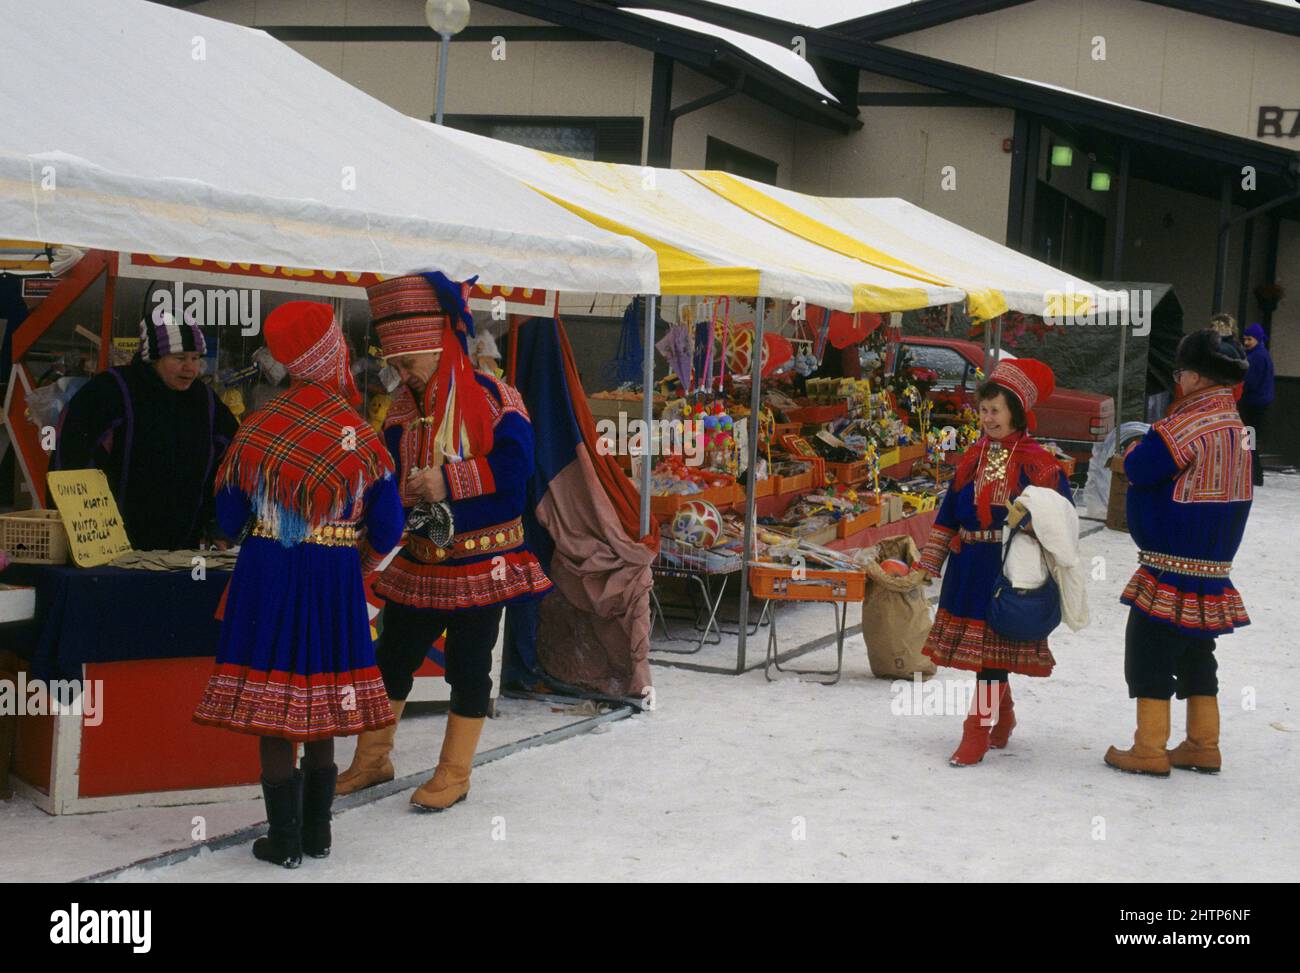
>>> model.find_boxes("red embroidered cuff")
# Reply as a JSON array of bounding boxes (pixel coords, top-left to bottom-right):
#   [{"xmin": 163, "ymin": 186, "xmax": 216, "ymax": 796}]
[
  {"xmin": 918, "ymin": 525, "xmax": 957, "ymax": 576},
  {"xmin": 443, "ymin": 456, "xmax": 496, "ymax": 501},
  {"xmin": 359, "ymin": 538, "xmax": 385, "ymax": 575}
]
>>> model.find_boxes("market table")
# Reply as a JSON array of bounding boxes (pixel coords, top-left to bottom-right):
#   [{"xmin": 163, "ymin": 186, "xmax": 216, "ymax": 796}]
[{"xmin": 0, "ymin": 561, "xmax": 263, "ymax": 814}]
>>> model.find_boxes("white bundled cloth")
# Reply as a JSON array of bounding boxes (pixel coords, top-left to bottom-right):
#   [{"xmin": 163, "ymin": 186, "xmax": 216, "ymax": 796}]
[{"xmin": 1004, "ymin": 485, "xmax": 1089, "ymax": 632}]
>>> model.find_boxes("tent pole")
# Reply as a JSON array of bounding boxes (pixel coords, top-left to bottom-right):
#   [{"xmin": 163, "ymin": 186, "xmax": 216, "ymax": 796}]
[
  {"xmin": 736, "ymin": 296, "xmax": 766, "ymax": 674},
  {"xmin": 639, "ymin": 295, "xmax": 657, "ymax": 538},
  {"xmin": 982, "ymin": 318, "xmax": 993, "ymax": 377}
]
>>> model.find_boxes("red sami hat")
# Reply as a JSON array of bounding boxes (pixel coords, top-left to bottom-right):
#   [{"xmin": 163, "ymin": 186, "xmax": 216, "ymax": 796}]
[
  {"xmin": 263, "ymin": 301, "xmax": 360, "ymax": 405},
  {"xmin": 989, "ymin": 357, "xmax": 1055, "ymax": 430}
]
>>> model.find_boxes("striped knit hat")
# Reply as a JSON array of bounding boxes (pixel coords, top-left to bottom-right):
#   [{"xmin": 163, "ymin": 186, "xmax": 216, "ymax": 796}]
[{"xmin": 139, "ymin": 311, "xmax": 206, "ymax": 361}]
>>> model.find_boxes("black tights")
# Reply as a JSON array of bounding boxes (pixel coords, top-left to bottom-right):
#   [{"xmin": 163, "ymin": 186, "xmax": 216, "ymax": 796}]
[
  {"xmin": 259, "ymin": 737, "xmax": 335, "ymax": 784},
  {"xmin": 978, "ymin": 668, "xmax": 1009, "ymax": 683}
]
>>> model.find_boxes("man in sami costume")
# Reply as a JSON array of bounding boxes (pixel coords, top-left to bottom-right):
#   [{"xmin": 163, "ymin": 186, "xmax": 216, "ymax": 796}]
[
  {"xmin": 337, "ymin": 272, "xmax": 551, "ymax": 810},
  {"xmin": 1105, "ymin": 329, "xmax": 1252, "ymax": 777},
  {"xmin": 917, "ymin": 358, "xmax": 1073, "ymax": 767}
]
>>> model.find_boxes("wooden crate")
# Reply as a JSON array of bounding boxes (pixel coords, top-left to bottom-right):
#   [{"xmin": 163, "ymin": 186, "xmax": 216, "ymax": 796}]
[
  {"xmin": 749, "ymin": 564, "xmax": 867, "ymax": 602},
  {"xmin": 898, "ymin": 443, "xmax": 925, "ymax": 463}
]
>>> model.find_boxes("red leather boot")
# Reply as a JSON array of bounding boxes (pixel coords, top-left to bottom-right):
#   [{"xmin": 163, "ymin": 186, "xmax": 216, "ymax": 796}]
[
  {"xmin": 989, "ymin": 682, "xmax": 1016, "ymax": 749},
  {"xmin": 951, "ymin": 680, "xmax": 1003, "ymax": 767}
]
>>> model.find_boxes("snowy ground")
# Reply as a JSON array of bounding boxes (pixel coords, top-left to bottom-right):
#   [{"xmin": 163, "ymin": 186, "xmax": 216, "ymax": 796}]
[{"xmin": 5, "ymin": 477, "xmax": 1298, "ymax": 882}]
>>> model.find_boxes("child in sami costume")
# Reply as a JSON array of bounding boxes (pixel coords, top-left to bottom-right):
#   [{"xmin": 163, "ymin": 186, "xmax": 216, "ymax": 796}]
[
  {"xmin": 193, "ymin": 302, "xmax": 403, "ymax": 868},
  {"xmin": 336, "ymin": 272, "xmax": 551, "ymax": 810},
  {"xmin": 917, "ymin": 359, "xmax": 1073, "ymax": 767},
  {"xmin": 1105, "ymin": 329, "xmax": 1252, "ymax": 777}
]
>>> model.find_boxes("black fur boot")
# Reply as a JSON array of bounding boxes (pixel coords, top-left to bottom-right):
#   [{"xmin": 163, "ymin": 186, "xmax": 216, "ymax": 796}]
[
  {"xmin": 252, "ymin": 771, "xmax": 303, "ymax": 868},
  {"xmin": 302, "ymin": 764, "xmax": 338, "ymax": 859}
]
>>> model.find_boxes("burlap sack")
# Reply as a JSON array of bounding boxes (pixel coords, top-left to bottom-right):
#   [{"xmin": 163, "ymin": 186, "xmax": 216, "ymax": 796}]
[{"xmin": 860, "ymin": 535, "xmax": 936, "ymax": 680}]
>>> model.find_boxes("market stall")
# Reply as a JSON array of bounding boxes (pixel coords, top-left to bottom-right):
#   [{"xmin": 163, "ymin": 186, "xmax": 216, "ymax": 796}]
[{"xmin": 0, "ymin": 0, "xmax": 662, "ymax": 812}]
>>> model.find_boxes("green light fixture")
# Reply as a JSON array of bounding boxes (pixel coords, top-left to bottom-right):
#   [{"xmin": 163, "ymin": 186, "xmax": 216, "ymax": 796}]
[
  {"xmin": 1050, "ymin": 144, "xmax": 1074, "ymax": 167},
  {"xmin": 1090, "ymin": 168, "xmax": 1112, "ymax": 191}
]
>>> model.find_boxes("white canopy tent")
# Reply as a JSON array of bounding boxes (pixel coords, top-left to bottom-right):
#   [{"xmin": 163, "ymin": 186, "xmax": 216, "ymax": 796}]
[{"xmin": 0, "ymin": 0, "xmax": 658, "ymax": 294}]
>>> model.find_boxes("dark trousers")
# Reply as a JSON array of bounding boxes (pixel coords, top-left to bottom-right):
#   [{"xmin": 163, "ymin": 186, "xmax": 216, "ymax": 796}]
[
  {"xmin": 376, "ymin": 602, "xmax": 503, "ymax": 718},
  {"xmin": 1124, "ymin": 608, "xmax": 1217, "ymax": 700},
  {"xmin": 1238, "ymin": 401, "xmax": 1268, "ymax": 487}
]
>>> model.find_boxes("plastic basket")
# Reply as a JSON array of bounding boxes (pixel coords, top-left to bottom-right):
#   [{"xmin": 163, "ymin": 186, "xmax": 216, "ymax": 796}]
[
  {"xmin": 824, "ymin": 459, "xmax": 870, "ymax": 486},
  {"xmin": 749, "ymin": 564, "xmax": 866, "ymax": 602},
  {"xmin": 0, "ymin": 509, "xmax": 70, "ymax": 565},
  {"xmin": 654, "ymin": 537, "xmax": 743, "ymax": 574},
  {"xmin": 836, "ymin": 504, "xmax": 883, "ymax": 539}
]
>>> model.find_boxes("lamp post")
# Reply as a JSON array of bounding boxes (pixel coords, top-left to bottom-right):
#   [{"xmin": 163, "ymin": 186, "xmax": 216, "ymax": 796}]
[{"xmin": 427, "ymin": 0, "xmax": 471, "ymax": 125}]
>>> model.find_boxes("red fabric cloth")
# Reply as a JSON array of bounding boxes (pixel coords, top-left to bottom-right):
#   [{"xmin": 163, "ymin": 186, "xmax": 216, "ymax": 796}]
[{"xmin": 217, "ymin": 382, "xmax": 393, "ymax": 530}]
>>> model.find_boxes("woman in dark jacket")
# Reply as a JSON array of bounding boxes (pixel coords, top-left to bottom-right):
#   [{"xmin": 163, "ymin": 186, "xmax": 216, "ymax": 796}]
[
  {"xmin": 1239, "ymin": 324, "xmax": 1274, "ymax": 487},
  {"xmin": 52, "ymin": 315, "xmax": 237, "ymax": 549}
]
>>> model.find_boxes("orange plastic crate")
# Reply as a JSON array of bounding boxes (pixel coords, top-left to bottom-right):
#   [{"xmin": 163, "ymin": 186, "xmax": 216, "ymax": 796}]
[
  {"xmin": 650, "ymin": 481, "xmax": 739, "ymax": 520},
  {"xmin": 824, "ymin": 459, "xmax": 870, "ymax": 486},
  {"xmin": 749, "ymin": 564, "xmax": 866, "ymax": 602},
  {"xmin": 836, "ymin": 504, "xmax": 883, "ymax": 539}
]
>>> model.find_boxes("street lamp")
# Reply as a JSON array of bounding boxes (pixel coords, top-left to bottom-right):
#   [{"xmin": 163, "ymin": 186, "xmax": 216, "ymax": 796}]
[{"xmin": 427, "ymin": 0, "xmax": 471, "ymax": 125}]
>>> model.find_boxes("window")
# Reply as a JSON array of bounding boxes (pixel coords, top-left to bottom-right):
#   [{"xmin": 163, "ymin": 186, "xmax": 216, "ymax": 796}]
[
  {"xmin": 705, "ymin": 136, "xmax": 778, "ymax": 184},
  {"xmin": 443, "ymin": 115, "xmax": 644, "ymax": 164},
  {"xmin": 903, "ymin": 344, "xmax": 970, "ymax": 388}
]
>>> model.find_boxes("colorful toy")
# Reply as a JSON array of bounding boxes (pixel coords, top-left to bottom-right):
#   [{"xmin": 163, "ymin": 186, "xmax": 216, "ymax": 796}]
[{"xmin": 671, "ymin": 499, "xmax": 724, "ymax": 549}]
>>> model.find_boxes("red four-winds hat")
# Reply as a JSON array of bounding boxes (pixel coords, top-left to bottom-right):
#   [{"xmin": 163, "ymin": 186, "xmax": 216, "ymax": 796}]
[
  {"xmin": 989, "ymin": 357, "xmax": 1055, "ymax": 429},
  {"xmin": 263, "ymin": 301, "xmax": 360, "ymax": 406}
]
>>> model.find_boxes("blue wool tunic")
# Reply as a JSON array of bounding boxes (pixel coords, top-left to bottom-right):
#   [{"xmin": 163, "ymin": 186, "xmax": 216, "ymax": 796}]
[
  {"xmin": 193, "ymin": 478, "xmax": 404, "ymax": 740},
  {"xmin": 1121, "ymin": 385, "xmax": 1251, "ymax": 636},
  {"xmin": 919, "ymin": 437, "xmax": 1072, "ymax": 676}
]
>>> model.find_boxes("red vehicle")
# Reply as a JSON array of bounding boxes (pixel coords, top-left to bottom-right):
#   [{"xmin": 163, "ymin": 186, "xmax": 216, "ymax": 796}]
[{"xmin": 893, "ymin": 337, "xmax": 1115, "ymax": 459}]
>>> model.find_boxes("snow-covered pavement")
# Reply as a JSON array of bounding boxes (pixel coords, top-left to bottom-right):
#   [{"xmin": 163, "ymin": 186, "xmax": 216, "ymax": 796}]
[
  {"xmin": 6, "ymin": 478, "xmax": 1296, "ymax": 883},
  {"xmin": 95, "ymin": 475, "xmax": 1296, "ymax": 883}
]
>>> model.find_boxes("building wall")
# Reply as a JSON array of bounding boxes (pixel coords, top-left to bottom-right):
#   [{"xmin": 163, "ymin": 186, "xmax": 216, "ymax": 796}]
[
  {"xmin": 790, "ymin": 72, "xmax": 1015, "ymax": 244},
  {"xmin": 669, "ymin": 66, "xmax": 798, "ymax": 185},
  {"xmin": 885, "ymin": 0, "xmax": 1300, "ymax": 147}
]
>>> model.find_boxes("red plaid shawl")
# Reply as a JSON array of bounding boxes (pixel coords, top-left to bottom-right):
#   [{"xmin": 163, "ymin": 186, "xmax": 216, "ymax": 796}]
[{"xmin": 217, "ymin": 381, "xmax": 393, "ymax": 531}]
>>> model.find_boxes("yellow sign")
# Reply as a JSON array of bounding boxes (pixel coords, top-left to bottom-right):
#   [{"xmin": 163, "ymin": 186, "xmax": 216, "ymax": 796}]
[{"xmin": 46, "ymin": 470, "xmax": 133, "ymax": 567}]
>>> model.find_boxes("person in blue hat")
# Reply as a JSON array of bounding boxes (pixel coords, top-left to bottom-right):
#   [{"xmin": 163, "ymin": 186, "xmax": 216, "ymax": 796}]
[{"xmin": 1239, "ymin": 324, "xmax": 1274, "ymax": 487}]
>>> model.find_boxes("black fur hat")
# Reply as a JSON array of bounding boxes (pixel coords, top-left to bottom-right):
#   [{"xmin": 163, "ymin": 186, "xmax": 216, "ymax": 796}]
[{"xmin": 1175, "ymin": 328, "xmax": 1249, "ymax": 385}]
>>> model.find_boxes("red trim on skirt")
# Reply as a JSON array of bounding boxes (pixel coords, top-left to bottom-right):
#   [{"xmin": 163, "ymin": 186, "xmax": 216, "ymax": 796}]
[
  {"xmin": 1120, "ymin": 567, "xmax": 1249, "ymax": 636},
  {"xmin": 193, "ymin": 663, "xmax": 396, "ymax": 741},
  {"xmin": 922, "ymin": 608, "xmax": 1056, "ymax": 676}
]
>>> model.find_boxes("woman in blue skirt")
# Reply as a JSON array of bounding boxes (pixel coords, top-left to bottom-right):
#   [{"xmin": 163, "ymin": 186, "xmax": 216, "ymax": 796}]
[
  {"xmin": 194, "ymin": 301, "xmax": 403, "ymax": 867},
  {"xmin": 917, "ymin": 358, "xmax": 1073, "ymax": 767}
]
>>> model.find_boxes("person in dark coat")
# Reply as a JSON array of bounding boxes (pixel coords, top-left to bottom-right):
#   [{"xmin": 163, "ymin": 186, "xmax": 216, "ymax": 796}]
[
  {"xmin": 51, "ymin": 315, "xmax": 237, "ymax": 549},
  {"xmin": 1239, "ymin": 323, "xmax": 1274, "ymax": 487}
]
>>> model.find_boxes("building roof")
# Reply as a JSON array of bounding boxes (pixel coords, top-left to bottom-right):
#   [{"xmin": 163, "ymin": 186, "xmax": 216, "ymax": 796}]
[{"xmin": 622, "ymin": 7, "xmax": 840, "ymax": 100}]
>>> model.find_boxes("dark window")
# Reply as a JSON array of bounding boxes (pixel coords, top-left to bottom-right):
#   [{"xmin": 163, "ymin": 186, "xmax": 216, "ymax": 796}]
[
  {"xmin": 442, "ymin": 115, "xmax": 644, "ymax": 164},
  {"xmin": 1031, "ymin": 180, "xmax": 1105, "ymax": 279},
  {"xmin": 705, "ymin": 136, "xmax": 778, "ymax": 184}
]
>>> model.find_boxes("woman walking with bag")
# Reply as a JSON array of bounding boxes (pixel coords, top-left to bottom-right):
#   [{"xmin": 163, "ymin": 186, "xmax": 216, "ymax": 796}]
[
  {"xmin": 194, "ymin": 302, "xmax": 403, "ymax": 867},
  {"xmin": 917, "ymin": 359, "xmax": 1074, "ymax": 767}
]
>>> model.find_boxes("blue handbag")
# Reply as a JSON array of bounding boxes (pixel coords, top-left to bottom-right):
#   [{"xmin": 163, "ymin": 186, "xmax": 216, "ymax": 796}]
[{"xmin": 987, "ymin": 519, "xmax": 1062, "ymax": 641}]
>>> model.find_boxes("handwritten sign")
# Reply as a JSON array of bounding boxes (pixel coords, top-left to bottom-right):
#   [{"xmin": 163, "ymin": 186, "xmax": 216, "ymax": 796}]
[{"xmin": 46, "ymin": 470, "xmax": 132, "ymax": 567}]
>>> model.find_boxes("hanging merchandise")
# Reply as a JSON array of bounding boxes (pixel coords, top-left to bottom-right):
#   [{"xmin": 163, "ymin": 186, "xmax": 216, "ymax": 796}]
[
  {"xmin": 655, "ymin": 319, "xmax": 694, "ymax": 394},
  {"xmin": 606, "ymin": 299, "xmax": 647, "ymax": 387}
]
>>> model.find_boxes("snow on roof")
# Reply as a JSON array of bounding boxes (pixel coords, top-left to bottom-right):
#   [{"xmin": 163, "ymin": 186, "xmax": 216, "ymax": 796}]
[
  {"xmin": 623, "ymin": 7, "xmax": 839, "ymax": 101},
  {"xmin": 641, "ymin": 2, "xmax": 924, "ymax": 30},
  {"xmin": 1004, "ymin": 75, "xmax": 1196, "ymax": 127}
]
